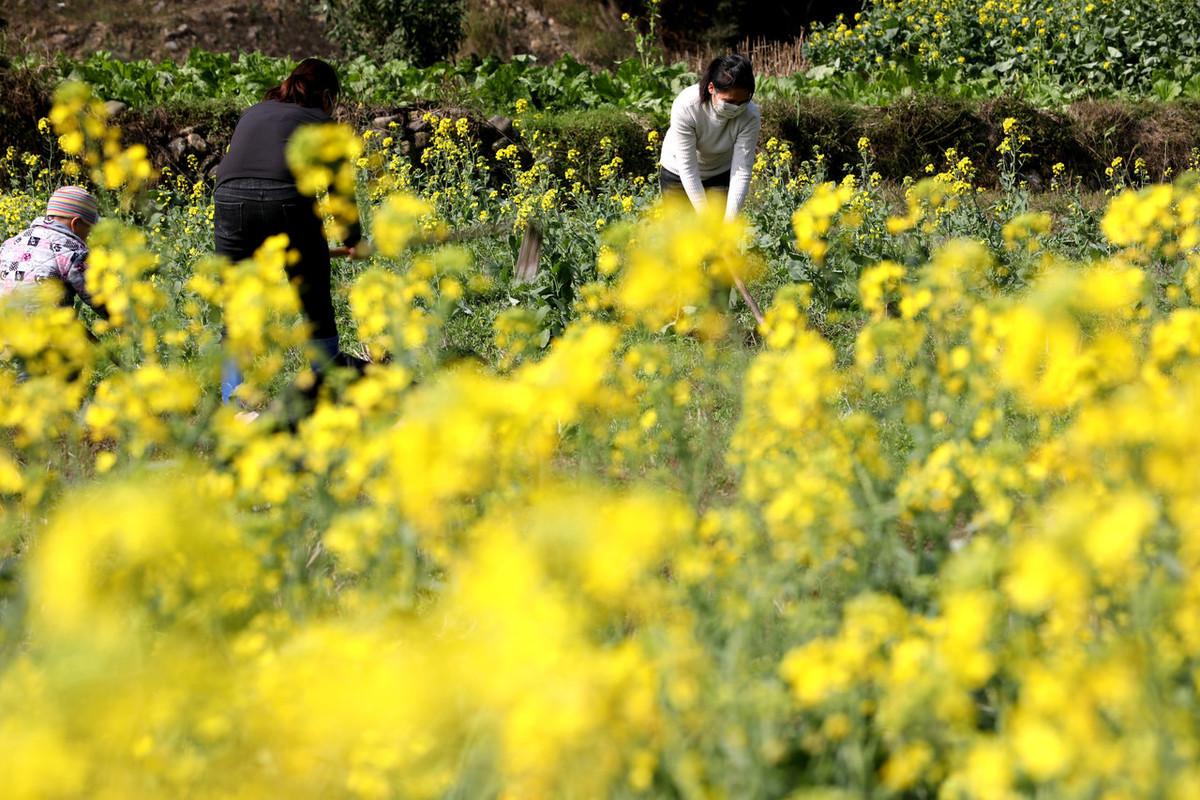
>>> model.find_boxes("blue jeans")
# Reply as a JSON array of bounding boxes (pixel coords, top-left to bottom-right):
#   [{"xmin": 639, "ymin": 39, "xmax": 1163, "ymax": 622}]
[{"xmin": 220, "ymin": 336, "xmax": 340, "ymax": 404}]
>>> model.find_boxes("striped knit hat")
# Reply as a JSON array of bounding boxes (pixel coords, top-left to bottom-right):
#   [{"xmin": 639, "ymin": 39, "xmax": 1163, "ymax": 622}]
[{"xmin": 46, "ymin": 186, "xmax": 100, "ymax": 226}]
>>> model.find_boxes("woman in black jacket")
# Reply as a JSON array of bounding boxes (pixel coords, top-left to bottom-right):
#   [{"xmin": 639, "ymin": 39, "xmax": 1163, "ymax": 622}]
[{"xmin": 214, "ymin": 57, "xmax": 362, "ymax": 403}]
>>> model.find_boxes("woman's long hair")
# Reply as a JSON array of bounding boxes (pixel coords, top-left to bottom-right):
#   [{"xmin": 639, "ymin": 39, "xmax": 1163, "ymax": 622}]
[
  {"xmin": 699, "ymin": 54, "xmax": 755, "ymax": 106},
  {"xmin": 264, "ymin": 58, "xmax": 341, "ymax": 111}
]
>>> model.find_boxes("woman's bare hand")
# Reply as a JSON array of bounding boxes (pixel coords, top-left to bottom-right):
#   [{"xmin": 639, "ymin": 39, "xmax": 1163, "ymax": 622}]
[{"xmin": 330, "ymin": 241, "xmax": 374, "ymax": 260}]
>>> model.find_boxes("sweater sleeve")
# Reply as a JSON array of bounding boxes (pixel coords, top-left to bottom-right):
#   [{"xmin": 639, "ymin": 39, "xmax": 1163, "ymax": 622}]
[
  {"xmin": 664, "ymin": 98, "xmax": 708, "ymax": 211},
  {"xmin": 724, "ymin": 109, "xmax": 762, "ymax": 221}
]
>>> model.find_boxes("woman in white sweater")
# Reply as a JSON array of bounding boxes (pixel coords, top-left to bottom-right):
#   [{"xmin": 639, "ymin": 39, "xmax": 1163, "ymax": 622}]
[{"xmin": 659, "ymin": 54, "xmax": 761, "ymax": 221}]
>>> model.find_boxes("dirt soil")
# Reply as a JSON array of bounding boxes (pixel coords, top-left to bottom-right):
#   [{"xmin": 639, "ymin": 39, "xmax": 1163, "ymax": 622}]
[
  {"xmin": 2, "ymin": 0, "xmax": 341, "ymax": 62},
  {"xmin": 1, "ymin": 0, "xmax": 620, "ymax": 66}
]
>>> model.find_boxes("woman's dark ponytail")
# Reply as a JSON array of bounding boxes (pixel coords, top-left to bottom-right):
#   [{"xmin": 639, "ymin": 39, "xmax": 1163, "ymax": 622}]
[
  {"xmin": 265, "ymin": 57, "xmax": 341, "ymax": 110},
  {"xmin": 699, "ymin": 54, "xmax": 755, "ymax": 105}
]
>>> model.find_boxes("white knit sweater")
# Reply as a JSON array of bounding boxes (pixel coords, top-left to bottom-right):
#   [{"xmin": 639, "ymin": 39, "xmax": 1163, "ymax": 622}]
[{"xmin": 659, "ymin": 83, "xmax": 762, "ymax": 220}]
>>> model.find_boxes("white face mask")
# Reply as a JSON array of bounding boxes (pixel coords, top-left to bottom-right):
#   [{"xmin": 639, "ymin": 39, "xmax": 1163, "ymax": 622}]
[{"xmin": 712, "ymin": 96, "xmax": 747, "ymax": 120}]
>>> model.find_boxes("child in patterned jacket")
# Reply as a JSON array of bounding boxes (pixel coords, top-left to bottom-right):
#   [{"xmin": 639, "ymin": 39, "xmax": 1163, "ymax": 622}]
[{"xmin": 0, "ymin": 186, "xmax": 104, "ymax": 313}]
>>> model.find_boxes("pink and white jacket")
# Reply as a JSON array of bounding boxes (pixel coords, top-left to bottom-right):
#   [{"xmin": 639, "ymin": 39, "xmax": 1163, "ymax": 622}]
[{"xmin": 0, "ymin": 216, "xmax": 96, "ymax": 308}]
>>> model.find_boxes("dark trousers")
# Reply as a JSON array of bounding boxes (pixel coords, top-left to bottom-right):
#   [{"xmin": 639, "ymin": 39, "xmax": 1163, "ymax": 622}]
[
  {"xmin": 213, "ymin": 178, "xmax": 337, "ymax": 340},
  {"xmin": 659, "ymin": 167, "xmax": 731, "ymax": 197},
  {"xmin": 213, "ymin": 178, "xmax": 339, "ymax": 404}
]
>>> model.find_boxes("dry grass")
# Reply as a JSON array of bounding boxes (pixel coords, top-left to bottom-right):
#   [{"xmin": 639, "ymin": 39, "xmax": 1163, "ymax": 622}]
[
  {"xmin": 673, "ymin": 36, "xmax": 809, "ymax": 77},
  {"xmin": 1066, "ymin": 100, "xmax": 1200, "ymax": 181},
  {"xmin": 460, "ymin": 0, "xmax": 629, "ymax": 67}
]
